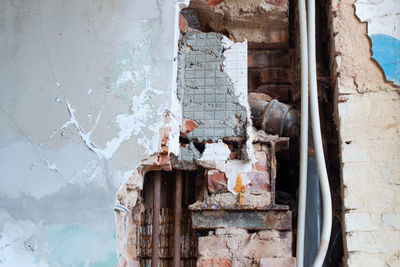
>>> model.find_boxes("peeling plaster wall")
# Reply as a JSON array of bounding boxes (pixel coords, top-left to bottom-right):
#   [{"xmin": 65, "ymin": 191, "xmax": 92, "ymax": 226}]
[
  {"xmin": 0, "ymin": 0, "xmax": 181, "ymax": 266},
  {"xmin": 177, "ymin": 32, "xmax": 248, "ymax": 141},
  {"xmin": 329, "ymin": 0, "xmax": 400, "ymax": 266},
  {"xmin": 355, "ymin": 0, "xmax": 400, "ymax": 86}
]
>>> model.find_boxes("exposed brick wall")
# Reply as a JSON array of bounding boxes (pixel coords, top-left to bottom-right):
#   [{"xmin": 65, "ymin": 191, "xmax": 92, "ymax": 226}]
[
  {"xmin": 196, "ymin": 143, "xmax": 292, "ymax": 266},
  {"xmin": 248, "ymin": 49, "xmax": 292, "ymax": 103},
  {"xmin": 329, "ymin": 0, "xmax": 400, "ymax": 266},
  {"xmin": 197, "ymin": 228, "xmax": 293, "ymax": 267}
]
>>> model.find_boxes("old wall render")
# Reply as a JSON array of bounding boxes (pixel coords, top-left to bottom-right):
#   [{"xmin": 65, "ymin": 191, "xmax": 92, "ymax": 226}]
[
  {"xmin": 355, "ymin": 0, "xmax": 400, "ymax": 86},
  {"xmin": 329, "ymin": 0, "xmax": 400, "ymax": 266},
  {"xmin": 0, "ymin": 0, "xmax": 184, "ymax": 266},
  {"xmin": 178, "ymin": 32, "xmax": 248, "ymax": 141},
  {"xmin": 175, "ymin": 31, "xmax": 256, "ymax": 193}
]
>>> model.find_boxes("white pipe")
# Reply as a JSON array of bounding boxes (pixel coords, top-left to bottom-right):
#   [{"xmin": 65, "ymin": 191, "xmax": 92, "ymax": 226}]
[
  {"xmin": 307, "ymin": 0, "xmax": 333, "ymax": 266},
  {"xmin": 296, "ymin": 0, "xmax": 309, "ymax": 265}
]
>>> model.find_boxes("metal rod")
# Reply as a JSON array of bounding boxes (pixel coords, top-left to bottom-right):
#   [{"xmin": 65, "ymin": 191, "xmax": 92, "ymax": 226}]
[
  {"xmin": 151, "ymin": 172, "xmax": 161, "ymax": 267},
  {"xmin": 184, "ymin": 171, "xmax": 189, "ymax": 205},
  {"xmin": 173, "ymin": 170, "xmax": 183, "ymax": 267}
]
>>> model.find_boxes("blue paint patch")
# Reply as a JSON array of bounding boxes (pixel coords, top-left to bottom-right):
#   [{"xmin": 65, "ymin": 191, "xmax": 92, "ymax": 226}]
[
  {"xmin": 370, "ymin": 34, "xmax": 400, "ymax": 86},
  {"xmin": 40, "ymin": 224, "xmax": 118, "ymax": 267}
]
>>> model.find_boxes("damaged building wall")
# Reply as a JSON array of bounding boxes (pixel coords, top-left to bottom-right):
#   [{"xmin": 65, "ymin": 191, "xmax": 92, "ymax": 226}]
[
  {"xmin": 355, "ymin": 0, "xmax": 400, "ymax": 86},
  {"xmin": 189, "ymin": 0, "xmax": 289, "ymax": 48},
  {"xmin": 329, "ymin": 0, "xmax": 400, "ymax": 266},
  {"xmin": 178, "ymin": 32, "xmax": 248, "ymax": 141},
  {"xmin": 0, "ymin": 0, "xmax": 184, "ymax": 266},
  {"xmin": 116, "ymin": 3, "xmax": 298, "ymax": 265}
]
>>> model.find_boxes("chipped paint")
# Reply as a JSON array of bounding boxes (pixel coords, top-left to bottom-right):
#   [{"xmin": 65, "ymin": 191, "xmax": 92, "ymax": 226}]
[
  {"xmin": 234, "ymin": 174, "xmax": 247, "ymax": 193},
  {"xmin": 0, "ymin": 0, "xmax": 182, "ymax": 266},
  {"xmin": 355, "ymin": 0, "xmax": 400, "ymax": 86},
  {"xmin": 199, "ymin": 141, "xmax": 231, "ymax": 161}
]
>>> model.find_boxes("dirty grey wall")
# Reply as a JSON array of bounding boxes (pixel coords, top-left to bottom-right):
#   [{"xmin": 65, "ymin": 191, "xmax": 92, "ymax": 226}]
[{"xmin": 0, "ymin": 0, "xmax": 178, "ymax": 265}]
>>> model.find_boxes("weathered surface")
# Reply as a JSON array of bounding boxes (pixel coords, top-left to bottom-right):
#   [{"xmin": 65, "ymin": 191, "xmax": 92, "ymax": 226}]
[
  {"xmin": 178, "ymin": 32, "xmax": 248, "ymax": 141},
  {"xmin": 196, "ymin": 228, "xmax": 292, "ymax": 266},
  {"xmin": 197, "ymin": 258, "xmax": 232, "ymax": 267},
  {"xmin": 0, "ymin": 0, "xmax": 185, "ymax": 265},
  {"xmin": 355, "ymin": 0, "xmax": 400, "ymax": 86},
  {"xmin": 329, "ymin": 0, "xmax": 400, "ymax": 266},
  {"xmin": 191, "ymin": 210, "xmax": 292, "ymax": 230},
  {"xmin": 208, "ymin": 169, "xmax": 228, "ymax": 193},
  {"xmin": 189, "ymin": 0, "xmax": 289, "ymax": 46},
  {"xmin": 259, "ymin": 257, "xmax": 296, "ymax": 267}
]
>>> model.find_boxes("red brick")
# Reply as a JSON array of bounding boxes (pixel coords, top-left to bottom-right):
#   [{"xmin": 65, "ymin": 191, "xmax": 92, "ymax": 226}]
[
  {"xmin": 207, "ymin": 170, "xmax": 227, "ymax": 193},
  {"xmin": 259, "ymin": 68, "xmax": 290, "ymax": 84},
  {"xmin": 229, "ymin": 152, "xmax": 238, "ymax": 160},
  {"xmin": 141, "ymin": 155, "xmax": 161, "ymax": 170},
  {"xmin": 246, "ymin": 171, "xmax": 270, "ymax": 193},
  {"xmin": 158, "ymin": 154, "xmax": 172, "ymax": 171},
  {"xmin": 181, "ymin": 118, "xmax": 198, "ymax": 135},
  {"xmin": 248, "ymin": 70, "xmax": 261, "ymax": 90},
  {"xmin": 179, "ymin": 13, "xmax": 188, "ymax": 33},
  {"xmin": 259, "ymin": 257, "xmax": 296, "ymax": 267},
  {"xmin": 205, "ymin": 0, "xmax": 224, "ymax": 7},
  {"xmin": 253, "ymin": 151, "xmax": 268, "ymax": 171},
  {"xmin": 197, "ymin": 259, "xmax": 231, "ymax": 267},
  {"xmin": 141, "ymin": 153, "xmax": 172, "ymax": 171},
  {"xmin": 248, "ymin": 41, "xmax": 289, "ymax": 50},
  {"xmin": 248, "ymin": 52, "xmax": 290, "ymax": 68},
  {"xmin": 248, "ymin": 30, "xmax": 289, "ymax": 50},
  {"xmin": 198, "ymin": 237, "xmax": 228, "ymax": 257},
  {"xmin": 265, "ymin": 0, "xmax": 289, "ymax": 10},
  {"xmin": 243, "ymin": 230, "xmax": 292, "ymax": 259},
  {"xmin": 159, "ymin": 126, "xmax": 171, "ymax": 146}
]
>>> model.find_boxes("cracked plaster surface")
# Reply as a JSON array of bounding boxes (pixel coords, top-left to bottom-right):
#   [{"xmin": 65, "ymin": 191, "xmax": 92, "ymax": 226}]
[{"xmin": 0, "ymin": 0, "xmax": 181, "ymax": 266}]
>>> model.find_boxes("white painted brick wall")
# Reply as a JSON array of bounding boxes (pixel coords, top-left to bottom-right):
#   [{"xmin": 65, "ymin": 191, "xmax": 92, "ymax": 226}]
[
  {"xmin": 330, "ymin": 0, "xmax": 400, "ymax": 266},
  {"xmin": 345, "ymin": 212, "xmax": 379, "ymax": 232}
]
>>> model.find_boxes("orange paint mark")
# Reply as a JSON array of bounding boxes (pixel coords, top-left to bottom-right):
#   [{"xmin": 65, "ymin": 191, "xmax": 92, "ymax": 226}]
[
  {"xmin": 234, "ymin": 174, "xmax": 247, "ymax": 193},
  {"xmin": 234, "ymin": 174, "xmax": 247, "ymax": 205}
]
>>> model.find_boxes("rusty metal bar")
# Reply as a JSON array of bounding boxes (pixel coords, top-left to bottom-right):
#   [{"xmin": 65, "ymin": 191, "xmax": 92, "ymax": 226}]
[
  {"xmin": 173, "ymin": 170, "xmax": 182, "ymax": 267},
  {"xmin": 151, "ymin": 172, "xmax": 161, "ymax": 267},
  {"xmin": 184, "ymin": 171, "xmax": 189, "ymax": 206},
  {"xmin": 270, "ymin": 143, "xmax": 276, "ymax": 206},
  {"xmin": 191, "ymin": 210, "xmax": 292, "ymax": 230}
]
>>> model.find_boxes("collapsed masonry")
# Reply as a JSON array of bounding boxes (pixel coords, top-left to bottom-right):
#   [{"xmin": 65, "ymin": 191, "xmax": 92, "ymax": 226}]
[{"xmin": 115, "ymin": 2, "xmax": 298, "ymax": 267}]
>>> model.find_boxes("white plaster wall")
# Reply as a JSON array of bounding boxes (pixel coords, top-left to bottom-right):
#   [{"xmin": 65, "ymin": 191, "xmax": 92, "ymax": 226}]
[{"xmin": 0, "ymin": 0, "xmax": 179, "ymax": 266}]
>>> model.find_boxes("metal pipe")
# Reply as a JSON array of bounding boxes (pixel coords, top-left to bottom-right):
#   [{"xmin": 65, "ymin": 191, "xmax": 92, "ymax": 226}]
[
  {"xmin": 308, "ymin": 0, "xmax": 332, "ymax": 265},
  {"xmin": 173, "ymin": 171, "xmax": 182, "ymax": 267},
  {"xmin": 296, "ymin": 0, "xmax": 309, "ymax": 265},
  {"xmin": 248, "ymin": 97, "xmax": 300, "ymax": 138},
  {"xmin": 151, "ymin": 172, "xmax": 161, "ymax": 267}
]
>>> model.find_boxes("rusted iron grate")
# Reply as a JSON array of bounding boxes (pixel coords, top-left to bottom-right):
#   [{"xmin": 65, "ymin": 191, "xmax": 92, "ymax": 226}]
[{"xmin": 139, "ymin": 171, "xmax": 197, "ymax": 267}]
